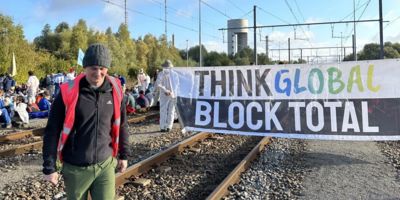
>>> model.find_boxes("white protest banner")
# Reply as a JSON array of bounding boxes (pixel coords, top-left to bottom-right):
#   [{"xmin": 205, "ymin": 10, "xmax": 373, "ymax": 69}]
[{"xmin": 169, "ymin": 59, "xmax": 400, "ymax": 140}]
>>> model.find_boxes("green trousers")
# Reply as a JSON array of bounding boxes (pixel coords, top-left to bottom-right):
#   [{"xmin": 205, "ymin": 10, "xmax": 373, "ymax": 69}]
[{"xmin": 62, "ymin": 157, "xmax": 117, "ymax": 200}]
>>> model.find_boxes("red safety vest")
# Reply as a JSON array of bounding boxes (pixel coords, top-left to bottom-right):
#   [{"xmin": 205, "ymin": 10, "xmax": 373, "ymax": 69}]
[{"xmin": 57, "ymin": 73, "xmax": 123, "ymax": 161}]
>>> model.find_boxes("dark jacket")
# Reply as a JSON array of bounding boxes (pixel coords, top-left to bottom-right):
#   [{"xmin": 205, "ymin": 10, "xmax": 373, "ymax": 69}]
[
  {"xmin": 42, "ymin": 77, "xmax": 130, "ymax": 175},
  {"xmin": 3, "ymin": 76, "xmax": 14, "ymax": 92},
  {"xmin": 136, "ymin": 94, "xmax": 149, "ymax": 108}
]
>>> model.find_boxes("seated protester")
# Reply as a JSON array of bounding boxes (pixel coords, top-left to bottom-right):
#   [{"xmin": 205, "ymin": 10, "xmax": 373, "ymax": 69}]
[
  {"xmin": 145, "ymin": 89, "xmax": 154, "ymax": 107},
  {"xmin": 13, "ymin": 95, "xmax": 29, "ymax": 127},
  {"xmin": 119, "ymin": 75, "xmax": 126, "ymax": 91},
  {"xmin": 135, "ymin": 90, "xmax": 149, "ymax": 108},
  {"xmin": 38, "ymin": 91, "xmax": 51, "ymax": 111},
  {"xmin": 124, "ymin": 89, "xmax": 136, "ymax": 115},
  {"xmin": 0, "ymin": 90, "xmax": 12, "ymax": 128},
  {"xmin": 27, "ymin": 101, "xmax": 49, "ymax": 119},
  {"xmin": 3, "ymin": 96, "xmax": 15, "ymax": 119},
  {"xmin": 35, "ymin": 92, "xmax": 44, "ymax": 105},
  {"xmin": 27, "ymin": 102, "xmax": 40, "ymax": 113},
  {"xmin": 131, "ymin": 87, "xmax": 139, "ymax": 99},
  {"xmin": 14, "ymin": 85, "xmax": 24, "ymax": 94},
  {"xmin": 28, "ymin": 110, "xmax": 49, "ymax": 119}
]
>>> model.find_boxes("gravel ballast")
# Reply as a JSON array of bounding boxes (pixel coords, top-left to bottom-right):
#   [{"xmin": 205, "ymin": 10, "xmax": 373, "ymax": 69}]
[
  {"xmin": 225, "ymin": 138, "xmax": 307, "ymax": 200},
  {"xmin": 299, "ymin": 140, "xmax": 400, "ymax": 200}
]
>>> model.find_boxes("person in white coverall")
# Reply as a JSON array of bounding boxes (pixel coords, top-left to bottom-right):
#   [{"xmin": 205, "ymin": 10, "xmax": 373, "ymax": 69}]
[
  {"xmin": 156, "ymin": 60, "xmax": 178, "ymax": 132},
  {"xmin": 137, "ymin": 68, "xmax": 149, "ymax": 92},
  {"xmin": 26, "ymin": 71, "xmax": 40, "ymax": 104}
]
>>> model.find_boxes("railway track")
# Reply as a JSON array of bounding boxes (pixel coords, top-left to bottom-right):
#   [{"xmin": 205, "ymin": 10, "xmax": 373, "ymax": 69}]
[
  {"xmin": 0, "ymin": 111, "xmax": 159, "ymax": 157},
  {"xmin": 1, "ymin": 116, "xmax": 189, "ymax": 199},
  {"xmin": 116, "ymin": 133, "xmax": 271, "ymax": 200},
  {"xmin": 1, "ymin": 129, "xmax": 271, "ymax": 199}
]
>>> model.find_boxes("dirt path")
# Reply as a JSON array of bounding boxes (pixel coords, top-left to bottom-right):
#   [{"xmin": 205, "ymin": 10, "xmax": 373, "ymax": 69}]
[{"xmin": 299, "ymin": 140, "xmax": 400, "ymax": 200}]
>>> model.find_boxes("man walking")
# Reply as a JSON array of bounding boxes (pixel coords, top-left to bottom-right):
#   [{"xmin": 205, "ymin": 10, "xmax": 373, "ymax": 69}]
[
  {"xmin": 155, "ymin": 60, "xmax": 178, "ymax": 132},
  {"xmin": 42, "ymin": 43, "xmax": 129, "ymax": 200}
]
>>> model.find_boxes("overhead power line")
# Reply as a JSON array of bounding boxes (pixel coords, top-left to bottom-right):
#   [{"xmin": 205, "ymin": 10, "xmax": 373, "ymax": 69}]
[
  {"xmin": 200, "ymin": 0, "xmax": 231, "ymax": 19},
  {"xmin": 102, "ymin": 0, "xmax": 195, "ymax": 32},
  {"xmin": 343, "ymin": 0, "xmax": 372, "ymax": 43},
  {"xmin": 147, "ymin": 0, "xmax": 220, "ymax": 30},
  {"xmin": 240, "ymin": 9, "xmax": 253, "ymax": 19},
  {"xmin": 257, "ymin": 6, "xmax": 290, "ymax": 24},
  {"xmin": 371, "ymin": 15, "xmax": 400, "ymax": 40},
  {"xmin": 339, "ymin": 0, "xmax": 371, "ymax": 21},
  {"xmin": 293, "ymin": 0, "xmax": 306, "ymax": 22},
  {"xmin": 226, "ymin": 0, "xmax": 247, "ymax": 15},
  {"xmin": 284, "ymin": 0, "xmax": 311, "ymax": 45},
  {"xmin": 219, "ymin": 19, "xmax": 386, "ymax": 30},
  {"xmin": 358, "ymin": 0, "xmax": 372, "ymax": 21},
  {"xmin": 284, "ymin": 0, "xmax": 301, "ymax": 24},
  {"xmin": 384, "ymin": 15, "xmax": 400, "ymax": 29},
  {"xmin": 102, "ymin": 0, "xmax": 223, "ymax": 40}
]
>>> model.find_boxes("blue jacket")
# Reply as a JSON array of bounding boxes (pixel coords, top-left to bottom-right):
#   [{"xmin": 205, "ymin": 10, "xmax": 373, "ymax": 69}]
[{"xmin": 38, "ymin": 98, "xmax": 51, "ymax": 111}]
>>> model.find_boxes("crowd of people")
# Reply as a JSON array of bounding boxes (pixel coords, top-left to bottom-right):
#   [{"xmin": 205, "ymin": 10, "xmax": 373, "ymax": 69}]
[
  {"xmin": 0, "ymin": 61, "xmax": 176, "ymax": 131},
  {"xmin": 0, "ymin": 71, "xmax": 54, "ymax": 128}
]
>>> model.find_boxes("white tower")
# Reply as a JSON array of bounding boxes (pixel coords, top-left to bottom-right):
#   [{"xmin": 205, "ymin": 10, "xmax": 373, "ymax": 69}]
[{"xmin": 227, "ymin": 19, "xmax": 248, "ymax": 56}]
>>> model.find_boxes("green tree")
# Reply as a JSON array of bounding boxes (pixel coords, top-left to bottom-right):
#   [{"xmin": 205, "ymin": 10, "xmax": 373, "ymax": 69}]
[
  {"xmin": 0, "ymin": 14, "xmax": 50, "ymax": 82},
  {"xmin": 232, "ymin": 47, "xmax": 253, "ymax": 65},
  {"xmin": 55, "ymin": 22, "xmax": 70, "ymax": 33},
  {"xmin": 358, "ymin": 43, "xmax": 380, "ymax": 60},
  {"xmin": 345, "ymin": 42, "xmax": 400, "ymax": 61},
  {"xmin": 257, "ymin": 53, "xmax": 271, "ymax": 65},
  {"xmin": 112, "ymin": 23, "xmax": 136, "ymax": 76},
  {"xmin": 188, "ymin": 45, "xmax": 208, "ymax": 64},
  {"xmin": 204, "ymin": 51, "xmax": 233, "ymax": 66},
  {"xmin": 136, "ymin": 39, "xmax": 149, "ymax": 70},
  {"xmin": 384, "ymin": 46, "xmax": 400, "ymax": 58},
  {"xmin": 70, "ymin": 19, "xmax": 88, "ymax": 60},
  {"xmin": 392, "ymin": 43, "xmax": 400, "ymax": 53}
]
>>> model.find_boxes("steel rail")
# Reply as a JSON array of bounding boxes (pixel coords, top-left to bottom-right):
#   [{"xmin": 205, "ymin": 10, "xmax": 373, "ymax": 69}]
[
  {"xmin": 0, "ymin": 141, "xmax": 43, "ymax": 157},
  {"xmin": 0, "ymin": 112, "xmax": 160, "ymax": 157},
  {"xmin": 127, "ymin": 112, "xmax": 159, "ymax": 123},
  {"xmin": 115, "ymin": 132, "xmax": 212, "ymax": 186},
  {"xmin": 0, "ymin": 128, "xmax": 45, "ymax": 142},
  {"xmin": 0, "ymin": 112, "xmax": 159, "ymax": 143},
  {"xmin": 206, "ymin": 137, "xmax": 271, "ymax": 200}
]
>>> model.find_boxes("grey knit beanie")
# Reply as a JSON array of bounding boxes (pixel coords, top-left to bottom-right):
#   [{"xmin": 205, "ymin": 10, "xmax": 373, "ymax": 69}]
[{"xmin": 83, "ymin": 43, "xmax": 112, "ymax": 68}]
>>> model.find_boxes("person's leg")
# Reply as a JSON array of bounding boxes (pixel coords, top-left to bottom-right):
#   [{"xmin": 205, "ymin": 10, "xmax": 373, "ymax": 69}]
[
  {"xmin": 0, "ymin": 108, "xmax": 11, "ymax": 126},
  {"xmin": 62, "ymin": 163, "xmax": 95, "ymax": 200},
  {"xmin": 159, "ymin": 94, "xmax": 169, "ymax": 130},
  {"xmin": 153, "ymin": 90, "xmax": 160, "ymax": 107},
  {"xmin": 166, "ymin": 98, "xmax": 176, "ymax": 130},
  {"xmin": 90, "ymin": 157, "xmax": 117, "ymax": 200}
]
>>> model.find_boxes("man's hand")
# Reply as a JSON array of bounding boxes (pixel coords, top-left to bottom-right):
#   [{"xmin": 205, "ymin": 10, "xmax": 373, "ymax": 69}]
[
  {"xmin": 117, "ymin": 160, "xmax": 128, "ymax": 173},
  {"xmin": 44, "ymin": 172, "xmax": 59, "ymax": 185}
]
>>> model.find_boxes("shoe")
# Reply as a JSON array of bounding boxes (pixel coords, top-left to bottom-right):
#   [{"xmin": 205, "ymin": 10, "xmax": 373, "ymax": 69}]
[
  {"xmin": 166, "ymin": 128, "xmax": 170, "ymax": 132},
  {"xmin": 160, "ymin": 129, "xmax": 166, "ymax": 132},
  {"xmin": 2, "ymin": 123, "xmax": 12, "ymax": 128}
]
